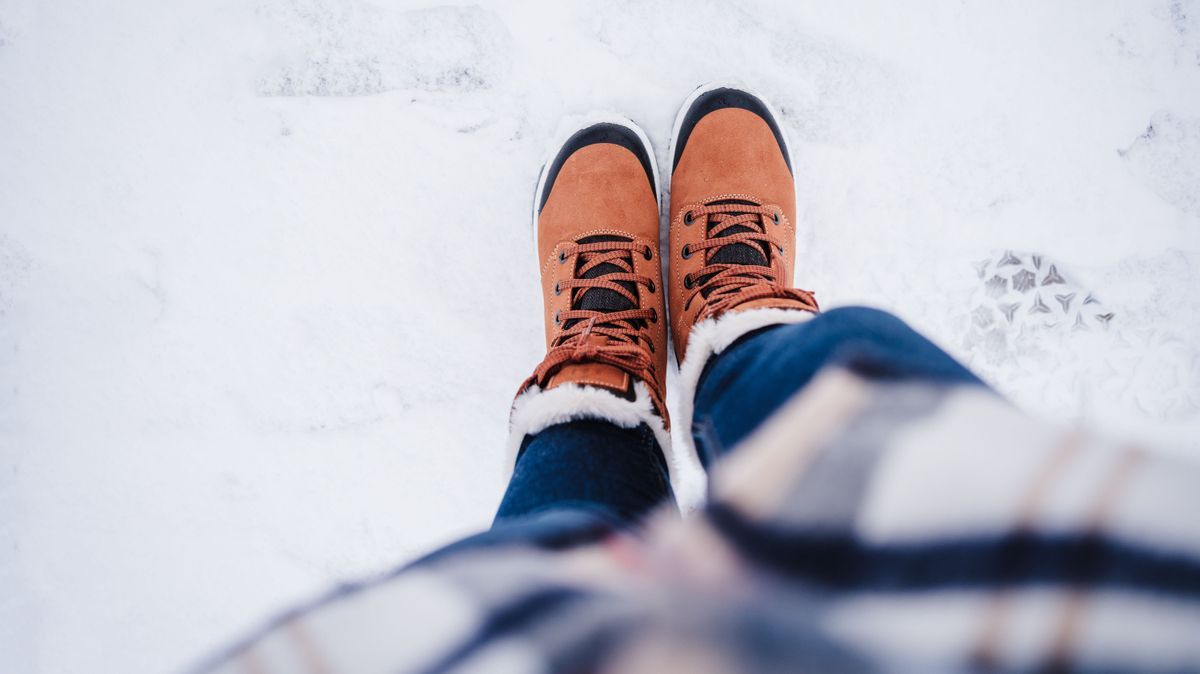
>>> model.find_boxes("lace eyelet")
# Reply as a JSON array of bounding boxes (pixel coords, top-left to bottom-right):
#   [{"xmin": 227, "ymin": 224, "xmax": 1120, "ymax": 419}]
[
  {"xmin": 553, "ymin": 281, "xmax": 561, "ymax": 296},
  {"xmin": 554, "ymin": 310, "xmax": 561, "ymax": 325},
  {"xmin": 649, "ymin": 308, "xmax": 658, "ymax": 323},
  {"xmin": 684, "ymin": 211, "xmax": 696, "ymax": 226},
  {"xmin": 643, "ymin": 246, "xmax": 653, "ymax": 260},
  {"xmin": 777, "ymin": 244, "xmax": 785, "ymax": 253},
  {"xmin": 683, "ymin": 275, "xmax": 694, "ymax": 289},
  {"xmin": 558, "ymin": 251, "xmax": 567, "ymax": 264},
  {"xmin": 681, "ymin": 244, "xmax": 692, "ymax": 260},
  {"xmin": 647, "ymin": 280, "xmax": 655, "ymax": 293},
  {"xmin": 772, "ymin": 211, "xmax": 781, "ymax": 225}
]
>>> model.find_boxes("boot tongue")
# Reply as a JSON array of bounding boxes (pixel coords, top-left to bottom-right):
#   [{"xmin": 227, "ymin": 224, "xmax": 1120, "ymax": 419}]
[
  {"xmin": 546, "ymin": 334, "xmax": 632, "ymax": 396},
  {"xmin": 568, "ymin": 235, "xmax": 636, "ymax": 327},
  {"xmin": 698, "ymin": 200, "xmax": 769, "ymax": 295},
  {"xmin": 550, "ymin": 235, "xmax": 640, "ymax": 398}
]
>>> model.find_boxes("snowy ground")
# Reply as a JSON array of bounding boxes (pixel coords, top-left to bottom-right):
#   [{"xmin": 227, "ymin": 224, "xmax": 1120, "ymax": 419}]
[{"xmin": 2, "ymin": 1, "xmax": 1198, "ymax": 672}]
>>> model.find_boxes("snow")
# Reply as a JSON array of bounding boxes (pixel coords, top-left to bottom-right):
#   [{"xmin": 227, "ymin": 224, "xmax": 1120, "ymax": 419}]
[{"xmin": 1, "ymin": 0, "xmax": 1198, "ymax": 672}]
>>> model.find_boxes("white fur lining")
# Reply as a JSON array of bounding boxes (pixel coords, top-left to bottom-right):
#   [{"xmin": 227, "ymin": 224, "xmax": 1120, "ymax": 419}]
[
  {"xmin": 671, "ymin": 307, "xmax": 816, "ymax": 478},
  {"xmin": 506, "ymin": 380, "xmax": 675, "ymax": 485}
]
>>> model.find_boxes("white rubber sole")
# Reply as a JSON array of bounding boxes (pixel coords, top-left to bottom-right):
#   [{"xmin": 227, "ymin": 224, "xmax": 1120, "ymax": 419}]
[{"xmin": 530, "ymin": 114, "xmax": 662, "ymax": 254}]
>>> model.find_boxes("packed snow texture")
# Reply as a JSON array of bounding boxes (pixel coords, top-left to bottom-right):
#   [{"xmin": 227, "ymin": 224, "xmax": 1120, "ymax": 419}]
[{"xmin": 2, "ymin": 1, "xmax": 1198, "ymax": 672}]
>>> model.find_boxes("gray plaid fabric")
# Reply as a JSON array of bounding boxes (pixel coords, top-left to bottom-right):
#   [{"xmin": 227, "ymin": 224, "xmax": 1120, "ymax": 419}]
[{"xmin": 200, "ymin": 370, "xmax": 1200, "ymax": 674}]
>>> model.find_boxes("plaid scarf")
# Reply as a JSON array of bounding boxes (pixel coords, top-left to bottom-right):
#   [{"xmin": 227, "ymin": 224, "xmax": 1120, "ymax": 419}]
[{"xmin": 199, "ymin": 369, "xmax": 1200, "ymax": 674}]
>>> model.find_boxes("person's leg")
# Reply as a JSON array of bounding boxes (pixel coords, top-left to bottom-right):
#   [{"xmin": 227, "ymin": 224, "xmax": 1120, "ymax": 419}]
[
  {"xmin": 497, "ymin": 117, "xmax": 675, "ymax": 528},
  {"xmin": 691, "ymin": 306, "xmax": 988, "ymax": 468},
  {"xmin": 493, "ymin": 419, "xmax": 673, "ymax": 526},
  {"xmin": 661, "ymin": 87, "xmax": 988, "ymax": 472}
]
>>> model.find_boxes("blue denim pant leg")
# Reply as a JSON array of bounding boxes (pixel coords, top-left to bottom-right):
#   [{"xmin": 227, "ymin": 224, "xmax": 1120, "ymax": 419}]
[
  {"xmin": 472, "ymin": 306, "xmax": 980, "ymax": 552},
  {"xmin": 691, "ymin": 306, "xmax": 990, "ymax": 468},
  {"xmin": 493, "ymin": 419, "xmax": 675, "ymax": 528}
]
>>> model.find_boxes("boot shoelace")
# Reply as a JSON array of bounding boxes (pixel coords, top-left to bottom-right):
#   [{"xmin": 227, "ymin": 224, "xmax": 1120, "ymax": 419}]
[
  {"xmin": 524, "ymin": 239, "xmax": 663, "ymax": 405},
  {"xmin": 681, "ymin": 199, "xmax": 818, "ymax": 321}
]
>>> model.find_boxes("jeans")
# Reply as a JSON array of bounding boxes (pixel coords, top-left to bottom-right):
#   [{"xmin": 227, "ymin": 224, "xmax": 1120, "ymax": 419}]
[{"xmin": 493, "ymin": 306, "xmax": 987, "ymax": 528}]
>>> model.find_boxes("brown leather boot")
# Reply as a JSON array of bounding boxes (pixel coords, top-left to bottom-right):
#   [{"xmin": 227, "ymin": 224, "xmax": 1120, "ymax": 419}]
[
  {"xmin": 509, "ymin": 118, "xmax": 671, "ymax": 476},
  {"xmin": 666, "ymin": 84, "xmax": 820, "ymax": 463}
]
